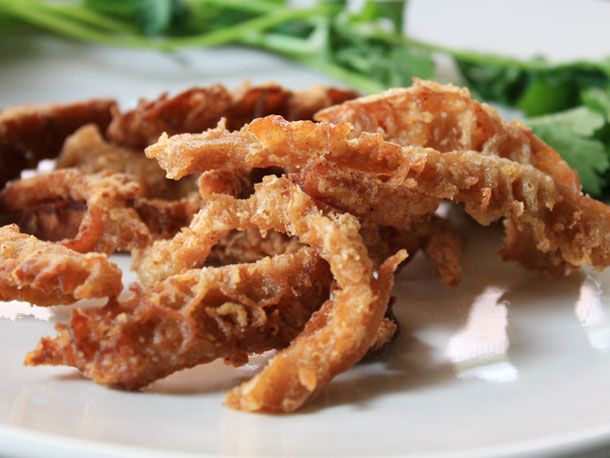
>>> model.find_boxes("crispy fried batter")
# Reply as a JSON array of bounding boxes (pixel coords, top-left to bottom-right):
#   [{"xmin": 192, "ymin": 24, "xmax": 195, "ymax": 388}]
[
  {"xmin": 361, "ymin": 216, "xmax": 463, "ymax": 286},
  {"xmin": 208, "ymin": 228, "xmax": 302, "ymax": 266},
  {"xmin": 0, "ymin": 225, "xmax": 122, "ymax": 306},
  {"xmin": 25, "ymin": 247, "xmax": 333, "ymax": 388},
  {"xmin": 315, "ymin": 79, "xmax": 580, "ymax": 273},
  {"xmin": 297, "ymin": 143, "xmax": 610, "ymax": 270},
  {"xmin": 133, "ymin": 176, "xmax": 404, "ymax": 411},
  {"xmin": 315, "ymin": 79, "xmax": 579, "ymax": 190},
  {"xmin": 198, "ymin": 169, "xmax": 252, "ymax": 199},
  {"xmin": 106, "ymin": 83, "xmax": 357, "ymax": 151},
  {"xmin": 0, "ymin": 98, "xmax": 116, "ymax": 188},
  {"xmin": 145, "ymin": 117, "xmax": 439, "ymax": 225},
  {"xmin": 132, "ymin": 195, "xmax": 200, "ymax": 239},
  {"xmin": 12, "ymin": 200, "xmax": 87, "ymax": 243},
  {"xmin": 7, "ymin": 191, "xmax": 198, "ymax": 243},
  {"xmin": 225, "ymin": 251, "xmax": 404, "ymax": 412},
  {"xmin": 226, "ymin": 83, "xmax": 358, "ymax": 130},
  {"xmin": 57, "ymin": 125, "xmax": 195, "ymax": 199},
  {"xmin": 366, "ymin": 300, "xmax": 399, "ymax": 356},
  {"xmin": 294, "ymin": 159, "xmax": 438, "ymax": 227},
  {"xmin": 107, "ymin": 85, "xmax": 232, "ymax": 150},
  {"xmin": 146, "ymin": 116, "xmax": 610, "ymax": 270},
  {"xmin": 0, "ymin": 170, "xmax": 150, "ymax": 254}
]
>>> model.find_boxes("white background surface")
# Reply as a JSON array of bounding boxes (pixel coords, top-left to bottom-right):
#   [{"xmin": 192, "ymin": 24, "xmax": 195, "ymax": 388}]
[{"xmin": 2, "ymin": 1, "xmax": 610, "ymax": 457}]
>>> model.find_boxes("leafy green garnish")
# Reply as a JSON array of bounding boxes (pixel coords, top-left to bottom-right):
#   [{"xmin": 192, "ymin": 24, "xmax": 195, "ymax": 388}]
[
  {"xmin": 1, "ymin": 0, "xmax": 610, "ymax": 196},
  {"xmin": 528, "ymin": 107, "xmax": 608, "ymax": 195}
]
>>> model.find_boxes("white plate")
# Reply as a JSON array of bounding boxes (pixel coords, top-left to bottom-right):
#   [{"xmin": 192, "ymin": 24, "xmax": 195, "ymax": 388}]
[{"xmin": 3, "ymin": 2, "xmax": 610, "ymax": 456}]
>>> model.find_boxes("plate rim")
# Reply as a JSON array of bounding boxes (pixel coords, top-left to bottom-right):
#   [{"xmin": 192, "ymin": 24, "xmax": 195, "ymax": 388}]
[{"xmin": 3, "ymin": 418, "xmax": 610, "ymax": 458}]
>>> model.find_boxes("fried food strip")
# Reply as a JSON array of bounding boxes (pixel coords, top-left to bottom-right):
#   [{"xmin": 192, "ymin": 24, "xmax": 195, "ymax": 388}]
[
  {"xmin": 315, "ymin": 79, "xmax": 580, "ymax": 190},
  {"xmin": 368, "ymin": 302, "xmax": 399, "ymax": 356},
  {"xmin": 0, "ymin": 170, "xmax": 150, "ymax": 254},
  {"xmin": 0, "ymin": 225, "xmax": 122, "ymax": 306},
  {"xmin": 145, "ymin": 117, "xmax": 439, "ymax": 225},
  {"xmin": 106, "ymin": 85, "xmax": 232, "ymax": 150},
  {"xmin": 7, "ymin": 191, "xmax": 198, "ymax": 243},
  {"xmin": 25, "ymin": 247, "xmax": 333, "ymax": 388},
  {"xmin": 293, "ymin": 159, "xmax": 438, "ymax": 227},
  {"xmin": 207, "ymin": 228, "xmax": 302, "ymax": 266},
  {"xmin": 315, "ymin": 79, "xmax": 581, "ymax": 273},
  {"xmin": 107, "ymin": 83, "xmax": 357, "ymax": 150},
  {"xmin": 226, "ymin": 251, "xmax": 404, "ymax": 412},
  {"xmin": 0, "ymin": 98, "xmax": 116, "ymax": 188},
  {"xmin": 132, "ymin": 195, "xmax": 200, "ymax": 239},
  {"xmin": 134, "ymin": 176, "xmax": 404, "ymax": 411},
  {"xmin": 198, "ymin": 169, "xmax": 251, "ymax": 199},
  {"xmin": 57, "ymin": 125, "xmax": 195, "ymax": 199},
  {"xmin": 361, "ymin": 216, "xmax": 463, "ymax": 286},
  {"xmin": 147, "ymin": 117, "xmax": 610, "ymax": 270},
  {"xmin": 226, "ymin": 83, "xmax": 358, "ymax": 130},
  {"xmin": 12, "ymin": 200, "xmax": 87, "ymax": 243},
  {"xmin": 296, "ymin": 148, "xmax": 610, "ymax": 270}
]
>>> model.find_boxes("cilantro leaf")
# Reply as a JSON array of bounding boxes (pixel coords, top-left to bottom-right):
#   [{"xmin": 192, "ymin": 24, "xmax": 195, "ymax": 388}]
[
  {"xmin": 582, "ymin": 87, "xmax": 610, "ymax": 122},
  {"xmin": 527, "ymin": 107, "xmax": 608, "ymax": 196}
]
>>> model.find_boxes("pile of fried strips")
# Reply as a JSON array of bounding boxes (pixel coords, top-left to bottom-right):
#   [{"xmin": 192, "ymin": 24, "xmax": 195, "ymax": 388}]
[{"xmin": 2, "ymin": 79, "xmax": 610, "ymax": 413}]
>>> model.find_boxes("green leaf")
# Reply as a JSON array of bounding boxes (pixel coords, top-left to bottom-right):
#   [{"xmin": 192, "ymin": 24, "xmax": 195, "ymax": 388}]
[
  {"xmin": 527, "ymin": 107, "xmax": 608, "ymax": 196},
  {"xmin": 85, "ymin": 0, "xmax": 186, "ymax": 34},
  {"xmin": 516, "ymin": 73, "xmax": 576, "ymax": 117},
  {"xmin": 582, "ymin": 87, "xmax": 610, "ymax": 122},
  {"xmin": 457, "ymin": 61, "xmax": 526, "ymax": 106},
  {"xmin": 360, "ymin": 0, "xmax": 405, "ymax": 33},
  {"xmin": 136, "ymin": 0, "xmax": 173, "ymax": 35},
  {"xmin": 528, "ymin": 106, "xmax": 604, "ymax": 136}
]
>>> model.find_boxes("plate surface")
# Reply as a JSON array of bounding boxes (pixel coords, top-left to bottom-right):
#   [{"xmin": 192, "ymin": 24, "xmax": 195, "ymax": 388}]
[{"xmin": 3, "ymin": 2, "xmax": 610, "ymax": 456}]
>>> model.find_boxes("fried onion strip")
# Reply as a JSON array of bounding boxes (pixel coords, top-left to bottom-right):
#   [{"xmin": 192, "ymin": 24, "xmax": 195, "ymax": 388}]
[
  {"xmin": 315, "ymin": 79, "xmax": 580, "ymax": 273},
  {"xmin": 0, "ymin": 225, "xmax": 122, "ymax": 306},
  {"xmin": 361, "ymin": 216, "xmax": 463, "ymax": 286},
  {"xmin": 0, "ymin": 170, "xmax": 151, "ymax": 254},
  {"xmin": 226, "ymin": 251, "xmax": 404, "ymax": 412},
  {"xmin": 0, "ymin": 98, "xmax": 116, "ymax": 187},
  {"xmin": 315, "ymin": 79, "xmax": 580, "ymax": 190},
  {"xmin": 107, "ymin": 83, "xmax": 357, "ymax": 150},
  {"xmin": 25, "ymin": 247, "xmax": 333, "ymax": 388},
  {"xmin": 57, "ymin": 124, "xmax": 195, "ymax": 199},
  {"xmin": 146, "ymin": 117, "xmax": 610, "ymax": 269},
  {"xmin": 133, "ymin": 176, "xmax": 404, "ymax": 411}
]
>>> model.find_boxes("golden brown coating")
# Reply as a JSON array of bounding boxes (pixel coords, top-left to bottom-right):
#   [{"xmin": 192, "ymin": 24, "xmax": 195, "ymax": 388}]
[
  {"xmin": 0, "ymin": 98, "xmax": 116, "ymax": 188},
  {"xmin": 208, "ymin": 228, "xmax": 302, "ymax": 266},
  {"xmin": 225, "ymin": 251, "xmax": 404, "ymax": 412},
  {"xmin": 226, "ymin": 83, "xmax": 358, "ymax": 130},
  {"xmin": 0, "ymin": 225, "xmax": 122, "ymax": 306},
  {"xmin": 107, "ymin": 85, "xmax": 233, "ymax": 150},
  {"xmin": 133, "ymin": 176, "xmax": 404, "ymax": 411},
  {"xmin": 7, "ymin": 192, "xmax": 198, "ymax": 243},
  {"xmin": 12, "ymin": 200, "xmax": 87, "ymax": 243},
  {"xmin": 298, "ymin": 146, "xmax": 610, "ymax": 270},
  {"xmin": 293, "ymin": 159, "xmax": 439, "ymax": 227},
  {"xmin": 131, "ymin": 173, "xmax": 382, "ymax": 285},
  {"xmin": 361, "ymin": 216, "xmax": 463, "ymax": 287},
  {"xmin": 315, "ymin": 79, "xmax": 580, "ymax": 190},
  {"xmin": 132, "ymin": 195, "xmax": 200, "ymax": 239},
  {"xmin": 25, "ymin": 247, "xmax": 333, "ymax": 388},
  {"xmin": 145, "ymin": 116, "xmax": 439, "ymax": 225},
  {"xmin": 0, "ymin": 170, "xmax": 151, "ymax": 254},
  {"xmin": 146, "ymin": 116, "xmax": 610, "ymax": 270},
  {"xmin": 197, "ymin": 168, "xmax": 253, "ymax": 199},
  {"xmin": 315, "ymin": 79, "xmax": 581, "ymax": 273},
  {"xmin": 106, "ymin": 83, "xmax": 358, "ymax": 150},
  {"xmin": 57, "ymin": 125, "xmax": 195, "ymax": 199}
]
